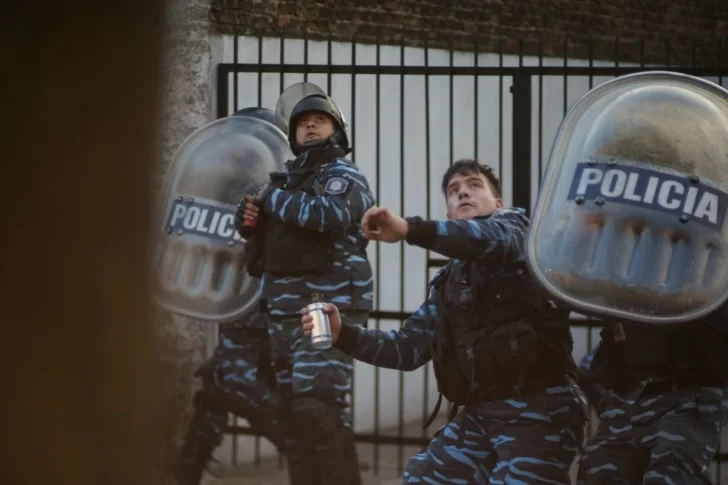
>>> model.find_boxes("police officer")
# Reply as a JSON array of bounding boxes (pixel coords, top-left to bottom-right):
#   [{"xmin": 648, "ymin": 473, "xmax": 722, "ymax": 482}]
[
  {"xmin": 236, "ymin": 86, "xmax": 374, "ymax": 485},
  {"xmin": 530, "ymin": 76, "xmax": 728, "ymax": 484},
  {"xmin": 175, "ymin": 107, "xmax": 292, "ymax": 485},
  {"xmin": 302, "ymin": 159, "xmax": 586, "ymax": 484},
  {"xmin": 576, "ymin": 313, "xmax": 728, "ymax": 484}
]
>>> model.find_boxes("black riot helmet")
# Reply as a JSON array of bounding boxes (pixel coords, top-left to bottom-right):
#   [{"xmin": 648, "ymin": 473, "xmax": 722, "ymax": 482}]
[
  {"xmin": 232, "ymin": 107, "xmax": 288, "ymax": 135},
  {"xmin": 287, "ymin": 94, "xmax": 350, "ymax": 155}
]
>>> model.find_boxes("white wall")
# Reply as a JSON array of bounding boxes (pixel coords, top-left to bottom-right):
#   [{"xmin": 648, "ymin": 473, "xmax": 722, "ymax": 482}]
[{"xmin": 207, "ymin": 34, "xmax": 728, "ymax": 463}]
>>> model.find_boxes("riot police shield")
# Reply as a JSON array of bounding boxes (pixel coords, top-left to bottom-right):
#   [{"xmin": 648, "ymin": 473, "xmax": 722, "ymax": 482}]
[
  {"xmin": 151, "ymin": 115, "xmax": 292, "ymax": 322},
  {"xmin": 526, "ymin": 71, "xmax": 728, "ymax": 325}
]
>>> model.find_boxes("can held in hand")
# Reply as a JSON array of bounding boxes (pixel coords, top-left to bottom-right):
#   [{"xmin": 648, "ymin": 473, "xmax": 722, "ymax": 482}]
[{"xmin": 307, "ymin": 294, "xmax": 332, "ymax": 349}]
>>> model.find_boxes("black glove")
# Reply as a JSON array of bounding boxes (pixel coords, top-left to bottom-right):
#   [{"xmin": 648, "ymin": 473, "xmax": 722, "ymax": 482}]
[{"xmin": 235, "ymin": 183, "xmax": 272, "ymax": 234}]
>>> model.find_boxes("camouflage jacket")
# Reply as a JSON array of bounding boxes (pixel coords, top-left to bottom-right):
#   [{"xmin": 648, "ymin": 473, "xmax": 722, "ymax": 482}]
[
  {"xmin": 335, "ymin": 208, "xmax": 531, "ymax": 369},
  {"xmin": 258, "ymin": 156, "xmax": 375, "ymax": 317}
]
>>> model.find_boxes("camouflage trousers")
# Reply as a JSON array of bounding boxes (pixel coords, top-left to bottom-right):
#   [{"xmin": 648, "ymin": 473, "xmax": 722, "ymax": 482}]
[
  {"xmin": 403, "ymin": 385, "xmax": 587, "ymax": 484},
  {"xmin": 200, "ymin": 325, "xmax": 287, "ymax": 442},
  {"xmin": 268, "ymin": 313, "xmax": 367, "ymax": 485},
  {"xmin": 577, "ymin": 385, "xmax": 728, "ymax": 484},
  {"xmin": 267, "ymin": 314, "xmax": 364, "ymax": 424},
  {"xmin": 177, "ymin": 326, "xmax": 288, "ymax": 485}
]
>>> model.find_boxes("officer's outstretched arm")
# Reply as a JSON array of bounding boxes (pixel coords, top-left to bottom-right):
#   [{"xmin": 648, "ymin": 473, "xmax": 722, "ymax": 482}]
[
  {"xmin": 261, "ymin": 160, "xmax": 375, "ymax": 232},
  {"xmin": 405, "ymin": 208, "xmax": 528, "ymax": 263},
  {"xmin": 334, "ymin": 300, "xmax": 436, "ymax": 371}
]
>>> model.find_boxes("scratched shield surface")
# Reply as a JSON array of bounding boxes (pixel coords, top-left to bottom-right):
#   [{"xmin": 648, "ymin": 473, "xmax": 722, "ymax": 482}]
[
  {"xmin": 526, "ymin": 71, "xmax": 728, "ymax": 324},
  {"xmin": 152, "ymin": 116, "xmax": 291, "ymax": 322}
]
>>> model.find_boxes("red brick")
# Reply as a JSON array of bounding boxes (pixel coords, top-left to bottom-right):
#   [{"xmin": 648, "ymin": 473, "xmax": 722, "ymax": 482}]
[{"xmin": 210, "ymin": 0, "xmax": 726, "ymax": 65}]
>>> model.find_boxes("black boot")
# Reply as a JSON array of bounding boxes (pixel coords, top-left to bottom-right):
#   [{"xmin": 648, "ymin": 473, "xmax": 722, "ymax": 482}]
[
  {"xmin": 175, "ymin": 436, "xmax": 216, "ymax": 485},
  {"xmin": 174, "ymin": 393, "xmax": 226, "ymax": 485}
]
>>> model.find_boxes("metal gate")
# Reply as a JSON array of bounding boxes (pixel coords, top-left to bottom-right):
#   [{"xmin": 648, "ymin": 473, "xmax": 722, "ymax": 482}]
[{"xmin": 214, "ymin": 32, "xmax": 728, "ymax": 480}]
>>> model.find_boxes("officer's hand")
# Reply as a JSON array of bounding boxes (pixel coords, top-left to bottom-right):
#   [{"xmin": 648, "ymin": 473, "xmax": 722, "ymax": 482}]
[
  {"xmin": 301, "ymin": 303, "xmax": 342, "ymax": 343},
  {"xmin": 362, "ymin": 206, "xmax": 408, "ymax": 243},
  {"xmin": 234, "ymin": 198, "xmax": 248, "ymax": 231},
  {"xmin": 234, "ymin": 196, "xmax": 259, "ymax": 233},
  {"xmin": 243, "ymin": 194, "xmax": 260, "ymax": 222}
]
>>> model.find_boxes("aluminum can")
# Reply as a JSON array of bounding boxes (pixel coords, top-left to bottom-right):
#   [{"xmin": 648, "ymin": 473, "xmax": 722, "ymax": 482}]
[{"xmin": 306, "ymin": 301, "xmax": 332, "ymax": 349}]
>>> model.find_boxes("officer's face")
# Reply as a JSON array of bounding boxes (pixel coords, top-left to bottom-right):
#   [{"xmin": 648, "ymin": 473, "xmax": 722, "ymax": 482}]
[
  {"xmin": 295, "ymin": 112, "xmax": 335, "ymax": 146},
  {"xmin": 445, "ymin": 173, "xmax": 503, "ymax": 220}
]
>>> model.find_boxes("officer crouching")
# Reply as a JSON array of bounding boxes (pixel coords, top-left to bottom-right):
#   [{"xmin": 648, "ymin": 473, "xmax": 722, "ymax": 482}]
[{"xmin": 302, "ymin": 159, "xmax": 587, "ymax": 484}]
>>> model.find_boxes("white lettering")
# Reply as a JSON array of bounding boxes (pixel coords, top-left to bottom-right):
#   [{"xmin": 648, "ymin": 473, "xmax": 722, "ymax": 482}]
[
  {"xmin": 683, "ymin": 186, "xmax": 699, "ymax": 214},
  {"xmin": 571, "ymin": 164, "xmax": 726, "ymax": 229},
  {"xmin": 576, "ymin": 168, "xmax": 603, "ymax": 195},
  {"xmin": 694, "ymin": 193, "xmax": 719, "ymax": 224},
  {"xmin": 170, "ymin": 204, "xmax": 187, "ymax": 226},
  {"xmin": 601, "ymin": 169, "xmax": 627, "ymax": 197},
  {"xmin": 208, "ymin": 211, "xmax": 221, "ymax": 235},
  {"xmin": 657, "ymin": 181, "xmax": 683, "ymax": 209},
  {"xmin": 183, "ymin": 206, "xmax": 201, "ymax": 229},
  {"xmin": 217, "ymin": 213, "xmax": 235, "ymax": 238},
  {"xmin": 623, "ymin": 173, "xmax": 642, "ymax": 202},
  {"xmin": 643, "ymin": 177, "xmax": 659, "ymax": 204},
  {"xmin": 195, "ymin": 209, "xmax": 210, "ymax": 232}
]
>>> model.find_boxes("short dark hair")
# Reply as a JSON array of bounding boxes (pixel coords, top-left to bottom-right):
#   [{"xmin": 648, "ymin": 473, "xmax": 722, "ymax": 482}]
[{"xmin": 441, "ymin": 159, "xmax": 501, "ymax": 197}]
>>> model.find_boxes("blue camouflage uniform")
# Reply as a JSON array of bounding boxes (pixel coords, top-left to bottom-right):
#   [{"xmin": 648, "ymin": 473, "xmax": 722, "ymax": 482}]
[
  {"xmin": 243, "ymin": 144, "xmax": 374, "ymax": 484},
  {"xmin": 259, "ymin": 154, "xmax": 374, "ymax": 317},
  {"xmin": 176, "ymin": 310, "xmax": 287, "ymax": 485},
  {"xmin": 576, "ymin": 313, "xmax": 728, "ymax": 484},
  {"xmin": 333, "ymin": 208, "xmax": 586, "ymax": 484}
]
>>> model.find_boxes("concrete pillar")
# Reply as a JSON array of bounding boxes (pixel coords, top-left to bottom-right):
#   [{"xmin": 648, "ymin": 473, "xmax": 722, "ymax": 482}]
[{"xmin": 155, "ymin": 0, "xmax": 215, "ymax": 466}]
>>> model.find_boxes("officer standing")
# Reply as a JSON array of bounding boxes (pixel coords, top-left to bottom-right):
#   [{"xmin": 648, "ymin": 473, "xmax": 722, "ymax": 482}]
[
  {"xmin": 236, "ymin": 83, "xmax": 374, "ymax": 485},
  {"xmin": 302, "ymin": 159, "xmax": 586, "ymax": 484},
  {"xmin": 175, "ymin": 107, "xmax": 291, "ymax": 485}
]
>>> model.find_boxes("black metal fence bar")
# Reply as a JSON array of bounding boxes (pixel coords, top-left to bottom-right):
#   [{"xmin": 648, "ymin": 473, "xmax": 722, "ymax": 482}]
[
  {"xmin": 218, "ymin": 64, "xmax": 728, "ymax": 84},
  {"xmin": 218, "ymin": 33, "xmax": 728, "ymax": 481}
]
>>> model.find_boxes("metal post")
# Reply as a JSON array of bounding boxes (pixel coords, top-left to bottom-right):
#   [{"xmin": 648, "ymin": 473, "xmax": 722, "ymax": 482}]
[{"xmin": 510, "ymin": 74, "xmax": 532, "ymax": 213}]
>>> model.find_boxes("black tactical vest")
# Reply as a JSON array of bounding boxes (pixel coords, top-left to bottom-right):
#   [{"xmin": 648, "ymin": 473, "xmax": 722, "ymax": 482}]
[
  {"xmin": 426, "ymin": 260, "xmax": 576, "ymax": 422},
  {"xmin": 244, "ymin": 166, "xmax": 336, "ymax": 278}
]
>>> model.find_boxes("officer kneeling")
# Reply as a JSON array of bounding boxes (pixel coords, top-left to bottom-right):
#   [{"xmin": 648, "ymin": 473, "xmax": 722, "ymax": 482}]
[{"xmin": 302, "ymin": 159, "xmax": 587, "ymax": 484}]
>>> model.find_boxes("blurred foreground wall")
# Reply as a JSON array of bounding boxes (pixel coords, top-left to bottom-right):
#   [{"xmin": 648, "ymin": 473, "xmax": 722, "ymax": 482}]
[{"xmin": 1, "ymin": 1, "xmax": 167, "ymax": 484}]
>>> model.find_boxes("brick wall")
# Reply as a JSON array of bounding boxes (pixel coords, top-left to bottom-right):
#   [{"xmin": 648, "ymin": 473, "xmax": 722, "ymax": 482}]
[{"xmin": 211, "ymin": 0, "xmax": 727, "ymax": 66}]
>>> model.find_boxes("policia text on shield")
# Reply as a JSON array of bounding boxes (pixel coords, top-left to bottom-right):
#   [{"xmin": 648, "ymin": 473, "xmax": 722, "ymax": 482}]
[{"xmin": 303, "ymin": 159, "xmax": 586, "ymax": 484}]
